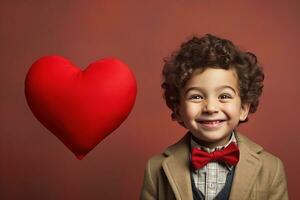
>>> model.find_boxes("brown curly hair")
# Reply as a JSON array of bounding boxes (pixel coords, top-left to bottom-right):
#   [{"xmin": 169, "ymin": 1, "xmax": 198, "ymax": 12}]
[{"xmin": 161, "ymin": 34, "xmax": 264, "ymax": 124}]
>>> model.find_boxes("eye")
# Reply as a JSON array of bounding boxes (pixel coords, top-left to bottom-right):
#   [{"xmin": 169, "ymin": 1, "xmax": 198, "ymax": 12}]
[
  {"xmin": 188, "ymin": 94, "xmax": 203, "ymax": 100},
  {"xmin": 219, "ymin": 94, "xmax": 232, "ymax": 100}
]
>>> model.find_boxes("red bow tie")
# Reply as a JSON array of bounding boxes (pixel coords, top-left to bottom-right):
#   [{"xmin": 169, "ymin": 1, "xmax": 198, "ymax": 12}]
[{"xmin": 191, "ymin": 142, "xmax": 240, "ymax": 170}]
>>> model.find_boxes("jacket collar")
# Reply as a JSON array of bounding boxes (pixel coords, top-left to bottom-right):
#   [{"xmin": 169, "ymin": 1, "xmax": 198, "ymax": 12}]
[{"xmin": 161, "ymin": 132, "xmax": 263, "ymax": 200}]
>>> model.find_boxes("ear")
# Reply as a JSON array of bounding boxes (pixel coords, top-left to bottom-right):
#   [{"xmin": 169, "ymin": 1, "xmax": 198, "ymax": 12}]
[
  {"xmin": 173, "ymin": 105, "xmax": 183, "ymax": 122},
  {"xmin": 239, "ymin": 103, "xmax": 251, "ymax": 121}
]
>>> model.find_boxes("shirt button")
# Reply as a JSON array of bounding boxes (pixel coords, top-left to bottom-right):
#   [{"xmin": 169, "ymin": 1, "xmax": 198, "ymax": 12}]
[{"xmin": 209, "ymin": 183, "xmax": 215, "ymax": 189}]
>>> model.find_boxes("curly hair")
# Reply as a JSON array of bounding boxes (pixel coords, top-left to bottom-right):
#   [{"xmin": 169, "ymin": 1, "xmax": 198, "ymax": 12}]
[{"xmin": 161, "ymin": 34, "xmax": 264, "ymax": 124}]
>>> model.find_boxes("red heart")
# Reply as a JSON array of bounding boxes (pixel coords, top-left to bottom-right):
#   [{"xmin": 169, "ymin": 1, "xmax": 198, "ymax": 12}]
[{"xmin": 25, "ymin": 56, "xmax": 137, "ymax": 159}]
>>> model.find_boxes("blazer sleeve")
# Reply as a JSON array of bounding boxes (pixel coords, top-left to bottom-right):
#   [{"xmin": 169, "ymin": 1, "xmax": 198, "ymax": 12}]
[
  {"xmin": 268, "ymin": 158, "xmax": 289, "ymax": 200},
  {"xmin": 140, "ymin": 159, "xmax": 157, "ymax": 200}
]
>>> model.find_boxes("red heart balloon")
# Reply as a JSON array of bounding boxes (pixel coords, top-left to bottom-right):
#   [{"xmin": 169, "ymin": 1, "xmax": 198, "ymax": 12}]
[{"xmin": 25, "ymin": 56, "xmax": 137, "ymax": 159}]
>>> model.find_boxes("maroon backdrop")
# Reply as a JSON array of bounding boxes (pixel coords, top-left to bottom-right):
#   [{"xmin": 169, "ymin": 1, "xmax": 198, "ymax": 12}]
[{"xmin": 1, "ymin": 1, "xmax": 299, "ymax": 199}]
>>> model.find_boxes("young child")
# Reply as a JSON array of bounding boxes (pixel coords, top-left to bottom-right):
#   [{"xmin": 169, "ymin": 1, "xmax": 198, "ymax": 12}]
[{"xmin": 140, "ymin": 34, "xmax": 288, "ymax": 200}]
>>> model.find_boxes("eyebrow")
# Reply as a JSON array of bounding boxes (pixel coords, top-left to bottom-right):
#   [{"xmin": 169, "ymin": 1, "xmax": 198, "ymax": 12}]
[{"xmin": 184, "ymin": 85, "xmax": 237, "ymax": 95}]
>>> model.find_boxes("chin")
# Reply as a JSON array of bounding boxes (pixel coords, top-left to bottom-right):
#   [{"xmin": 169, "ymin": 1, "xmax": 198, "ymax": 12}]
[{"xmin": 192, "ymin": 130, "xmax": 231, "ymax": 146}]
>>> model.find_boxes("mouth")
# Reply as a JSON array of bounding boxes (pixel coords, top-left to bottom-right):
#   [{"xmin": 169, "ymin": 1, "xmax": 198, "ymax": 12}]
[{"xmin": 196, "ymin": 119, "xmax": 226, "ymax": 129}]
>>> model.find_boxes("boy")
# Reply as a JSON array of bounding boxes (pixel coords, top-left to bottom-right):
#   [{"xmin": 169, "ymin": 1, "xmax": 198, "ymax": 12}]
[{"xmin": 140, "ymin": 34, "xmax": 288, "ymax": 200}]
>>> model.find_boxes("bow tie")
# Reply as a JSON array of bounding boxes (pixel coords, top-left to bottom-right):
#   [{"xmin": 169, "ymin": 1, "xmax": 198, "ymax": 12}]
[{"xmin": 191, "ymin": 142, "xmax": 240, "ymax": 170}]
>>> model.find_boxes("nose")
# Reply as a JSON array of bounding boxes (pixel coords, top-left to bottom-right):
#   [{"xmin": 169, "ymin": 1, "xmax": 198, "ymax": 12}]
[{"xmin": 202, "ymin": 99, "xmax": 218, "ymax": 114}]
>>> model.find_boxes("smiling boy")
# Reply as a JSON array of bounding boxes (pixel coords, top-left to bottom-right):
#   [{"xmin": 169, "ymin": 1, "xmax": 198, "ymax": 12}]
[{"xmin": 140, "ymin": 34, "xmax": 288, "ymax": 200}]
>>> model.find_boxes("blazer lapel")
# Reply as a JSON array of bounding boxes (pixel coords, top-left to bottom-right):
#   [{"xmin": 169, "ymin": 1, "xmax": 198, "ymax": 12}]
[
  {"xmin": 162, "ymin": 133, "xmax": 194, "ymax": 200},
  {"xmin": 229, "ymin": 133, "xmax": 263, "ymax": 200}
]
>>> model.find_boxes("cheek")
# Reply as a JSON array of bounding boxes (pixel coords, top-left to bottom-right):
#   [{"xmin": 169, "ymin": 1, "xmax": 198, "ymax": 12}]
[
  {"xmin": 180, "ymin": 103, "xmax": 199, "ymax": 119},
  {"xmin": 222, "ymin": 103, "xmax": 242, "ymax": 116}
]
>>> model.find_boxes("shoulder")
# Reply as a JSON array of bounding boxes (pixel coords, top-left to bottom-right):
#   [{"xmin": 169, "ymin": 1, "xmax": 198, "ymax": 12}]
[
  {"xmin": 236, "ymin": 132, "xmax": 282, "ymax": 162},
  {"xmin": 145, "ymin": 132, "xmax": 190, "ymax": 173}
]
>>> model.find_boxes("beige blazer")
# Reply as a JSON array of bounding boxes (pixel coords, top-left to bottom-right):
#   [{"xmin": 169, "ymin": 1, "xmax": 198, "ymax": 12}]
[{"xmin": 140, "ymin": 132, "xmax": 288, "ymax": 200}]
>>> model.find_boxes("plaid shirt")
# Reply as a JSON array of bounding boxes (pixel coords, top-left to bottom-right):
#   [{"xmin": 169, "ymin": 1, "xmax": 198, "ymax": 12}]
[{"xmin": 190, "ymin": 132, "xmax": 237, "ymax": 200}]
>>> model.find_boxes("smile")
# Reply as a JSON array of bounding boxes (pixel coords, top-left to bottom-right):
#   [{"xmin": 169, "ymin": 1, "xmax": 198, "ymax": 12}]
[{"xmin": 197, "ymin": 120, "xmax": 225, "ymax": 129}]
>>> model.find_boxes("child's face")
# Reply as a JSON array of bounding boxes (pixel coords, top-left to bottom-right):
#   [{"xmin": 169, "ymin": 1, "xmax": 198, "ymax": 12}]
[{"xmin": 176, "ymin": 68, "xmax": 250, "ymax": 148}]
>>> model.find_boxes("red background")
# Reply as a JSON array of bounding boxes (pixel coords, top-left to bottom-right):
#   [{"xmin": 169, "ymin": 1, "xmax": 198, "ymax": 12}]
[{"xmin": 1, "ymin": 1, "xmax": 299, "ymax": 199}]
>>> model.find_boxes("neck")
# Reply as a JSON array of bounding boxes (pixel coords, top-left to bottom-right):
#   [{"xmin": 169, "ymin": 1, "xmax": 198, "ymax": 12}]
[{"xmin": 190, "ymin": 133, "xmax": 232, "ymax": 149}]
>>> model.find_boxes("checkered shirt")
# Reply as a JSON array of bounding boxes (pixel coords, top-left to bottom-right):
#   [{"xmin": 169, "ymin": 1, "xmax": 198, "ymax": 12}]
[{"xmin": 190, "ymin": 132, "xmax": 237, "ymax": 200}]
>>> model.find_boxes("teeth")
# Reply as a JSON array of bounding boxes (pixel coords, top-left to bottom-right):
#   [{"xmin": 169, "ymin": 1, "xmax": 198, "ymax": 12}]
[{"xmin": 201, "ymin": 120, "xmax": 221, "ymax": 124}]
